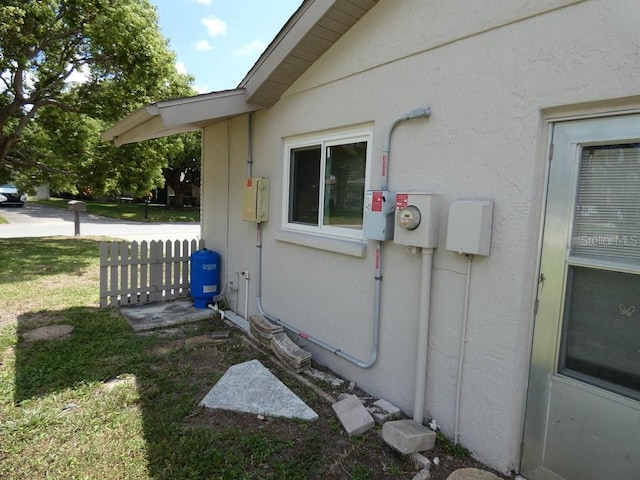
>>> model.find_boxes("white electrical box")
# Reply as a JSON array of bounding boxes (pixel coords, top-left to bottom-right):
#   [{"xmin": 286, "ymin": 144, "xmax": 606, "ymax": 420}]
[
  {"xmin": 363, "ymin": 190, "xmax": 395, "ymax": 240},
  {"xmin": 393, "ymin": 192, "xmax": 441, "ymax": 248},
  {"xmin": 242, "ymin": 177, "xmax": 269, "ymax": 223},
  {"xmin": 445, "ymin": 200, "xmax": 493, "ymax": 256}
]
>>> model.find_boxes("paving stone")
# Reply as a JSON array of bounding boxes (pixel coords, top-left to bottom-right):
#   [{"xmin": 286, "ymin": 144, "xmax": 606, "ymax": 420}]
[
  {"xmin": 211, "ymin": 329, "xmax": 230, "ymax": 339},
  {"xmin": 446, "ymin": 468, "xmax": 502, "ymax": 480},
  {"xmin": 271, "ymin": 332, "xmax": 311, "ymax": 373},
  {"xmin": 368, "ymin": 398, "xmax": 402, "ymax": 425},
  {"xmin": 410, "ymin": 452, "xmax": 431, "ymax": 470},
  {"xmin": 413, "ymin": 469, "xmax": 431, "ymax": 480},
  {"xmin": 382, "ymin": 419, "xmax": 436, "ymax": 454},
  {"xmin": 331, "ymin": 394, "xmax": 375, "ymax": 437},
  {"xmin": 120, "ymin": 299, "xmax": 213, "ymax": 332},
  {"xmin": 248, "ymin": 314, "xmax": 282, "ymax": 346},
  {"xmin": 200, "ymin": 359, "xmax": 318, "ymax": 421},
  {"xmin": 22, "ymin": 324, "xmax": 74, "ymax": 341},
  {"xmin": 304, "ymin": 368, "xmax": 345, "ymax": 387}
]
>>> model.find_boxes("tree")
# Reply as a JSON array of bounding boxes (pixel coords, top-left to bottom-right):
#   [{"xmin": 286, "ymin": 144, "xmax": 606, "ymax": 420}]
[
  {"xmin": 163, "ymin": 132, "xmax": 201, "ymax": 208},
  {"xmin": 0, "ymin": 0, "xmax": 194, "ymax": 193}
]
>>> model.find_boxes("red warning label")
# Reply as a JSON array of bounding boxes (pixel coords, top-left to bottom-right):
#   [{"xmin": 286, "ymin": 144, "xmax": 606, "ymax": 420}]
[
  {"xmin": 372, "ymin": 191, "xmax": 383, "ymax": 212},
  {"xmin": 247, "ymin": 178, "xmax": 253, "ymax": 187},
  {"xmin": 396, "ymin": 193, "xmax": 409, "ymax": 209}
]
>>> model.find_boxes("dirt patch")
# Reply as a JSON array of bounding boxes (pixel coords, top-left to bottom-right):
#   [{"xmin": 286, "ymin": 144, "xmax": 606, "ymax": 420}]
[{"xmin": 170, "ymin": 322, "xmax": 514, "ymax": 480}]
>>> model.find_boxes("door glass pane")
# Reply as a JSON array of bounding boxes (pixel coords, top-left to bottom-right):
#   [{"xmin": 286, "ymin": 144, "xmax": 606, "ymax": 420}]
[
  {"xmin": 323, "ymin": 141, "xmax": 366, "ymax": 229},
  {"xmin": 289, "ymin": 146, "xmax": 321, "ymax": 225},
  {"xmin": 572, "ymin": 144, "xmax": 640, "ymax": 265},
  {"xmin": 561, "ymin": 265, "xmax": 640, "ymax": 399}
]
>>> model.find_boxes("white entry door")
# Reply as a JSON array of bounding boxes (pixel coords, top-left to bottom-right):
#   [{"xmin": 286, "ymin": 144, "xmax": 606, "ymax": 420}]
[{"xmin": 521, "ymin": 114, "xmax": 640, "ymax": 480}]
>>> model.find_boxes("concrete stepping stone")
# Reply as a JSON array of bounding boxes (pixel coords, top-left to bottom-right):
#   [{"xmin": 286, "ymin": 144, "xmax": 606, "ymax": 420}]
[
  {"xmin": 22, "ymin": 324, "xmax": 74, "ymax": 341},
  {"xmin": 446, "ymin": 468, "xmax": 503, "ymax": 480},
  {"xmin": 199, "ymin": 359, "xmax": 318, "ymax": 421}
]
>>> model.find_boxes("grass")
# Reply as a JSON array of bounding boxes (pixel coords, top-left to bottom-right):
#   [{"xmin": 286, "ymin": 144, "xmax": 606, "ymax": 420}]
[
  {"xmin": 35, "ymin": 197, "xmax": 200, "ymax": 223},
  {"xmin": 0, "ymin": 237, "xmax": 417, "ymax": 480}
]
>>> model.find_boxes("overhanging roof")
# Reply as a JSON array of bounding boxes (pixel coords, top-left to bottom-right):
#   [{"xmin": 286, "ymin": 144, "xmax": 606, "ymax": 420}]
[
  {"xmin": 102, "ymin": 89, "xmax": 259, "ymax": 146},
  {"xmin": 102, "ymin": 0, "xmax": 379, "ymax": 145}
]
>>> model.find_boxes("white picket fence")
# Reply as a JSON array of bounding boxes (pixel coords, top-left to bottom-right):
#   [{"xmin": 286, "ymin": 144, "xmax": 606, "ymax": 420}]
[{"xmin": 99, "ymin": 239, "xmax": 204, "ymax": 307}]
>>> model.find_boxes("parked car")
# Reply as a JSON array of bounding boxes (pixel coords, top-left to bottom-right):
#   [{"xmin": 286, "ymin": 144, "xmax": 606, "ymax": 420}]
[{"xmin": 0, "ymin": 184, "xmax": 27, "ymax": 206}]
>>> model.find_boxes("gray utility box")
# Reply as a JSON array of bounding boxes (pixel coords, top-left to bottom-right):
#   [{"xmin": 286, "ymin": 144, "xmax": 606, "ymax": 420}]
[
  {"xmin": 393, "ymin": 192, "xmax": 441, "ymax": 249},
  {"xmin": 445, "ymin": 199, "xmax": 493, "ymax": 256},
  {"xmin": 363, "ymin": 190, "xmax": 395, "ymax": 241}
]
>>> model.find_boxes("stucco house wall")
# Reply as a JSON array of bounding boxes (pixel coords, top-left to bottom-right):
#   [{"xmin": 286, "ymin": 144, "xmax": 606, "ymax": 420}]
[{"xmin": 199, "ymin": 0, "xmax": 640, "ymax": 472}]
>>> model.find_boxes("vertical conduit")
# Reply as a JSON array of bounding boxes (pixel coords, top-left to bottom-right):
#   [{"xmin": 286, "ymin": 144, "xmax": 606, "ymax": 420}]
[
  {"xmin": 254, "ymin": 107, "xmax": 431, "ymax": 370},
  {"xmin": 413, "ymin": 247, "xmax": 434, "ymax": 423},
  {"xmin": 454, "ymin": 255, "xmax": 473, "ymax": 443}
]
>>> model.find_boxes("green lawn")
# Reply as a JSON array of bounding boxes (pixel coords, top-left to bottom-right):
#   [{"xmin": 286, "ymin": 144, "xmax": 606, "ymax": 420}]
[
  {"xmin": 0, "ymin": 237, "xmax": 416, "ymax": 480},
  {"xmin": 36, "ymin": 197, "xmax": 200, "ymax": 223}
]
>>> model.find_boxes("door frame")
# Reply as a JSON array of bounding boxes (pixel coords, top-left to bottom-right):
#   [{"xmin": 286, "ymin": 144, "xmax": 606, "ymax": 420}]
[{"xmin": 521, "ymin": 112, "xmax": 640, "ymax": 479}]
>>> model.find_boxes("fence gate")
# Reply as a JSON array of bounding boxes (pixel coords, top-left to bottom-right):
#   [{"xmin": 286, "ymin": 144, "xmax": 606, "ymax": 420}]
[{"xmin": 100, "ymin": 239, "xmax": 203, "ymax": 307}]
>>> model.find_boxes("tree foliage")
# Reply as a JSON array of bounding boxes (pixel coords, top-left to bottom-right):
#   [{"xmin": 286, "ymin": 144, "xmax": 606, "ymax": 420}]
[
  {"xmin": 163, "ymin": 132, "xmax": 201, "ymax": 207},
  {"xmin": 0, "ymin": 0, "xmax": 196, "ymax": 196}
]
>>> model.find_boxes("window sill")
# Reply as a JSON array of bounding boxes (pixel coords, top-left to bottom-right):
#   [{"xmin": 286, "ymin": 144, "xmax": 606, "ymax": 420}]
[{"xmin": 274, "ymin": 230, "xmax": 368, "ymax": 257}]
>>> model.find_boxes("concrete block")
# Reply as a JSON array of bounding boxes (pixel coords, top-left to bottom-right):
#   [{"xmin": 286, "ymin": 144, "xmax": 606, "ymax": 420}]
[
  {"xmin": 413, "ymin": 469, "xmax": 431, "ymax": 480},
  {"xmin": 382, "ymin": 419, "xmax": 436, "ymax": 454},
  {"xmin": 304, "ymin": 368, "xmax": 345, "ymax": 387},
  {"xmin": 331, "ymin": 394, "xmax": 375, "ymax": 437},
  {"xmin": 368, "ymin": 398, "xmax": 402, "ymax": 425},
  {"xmin": 410, "ymin": 452, "xmax": 431, "ymax": 470}
]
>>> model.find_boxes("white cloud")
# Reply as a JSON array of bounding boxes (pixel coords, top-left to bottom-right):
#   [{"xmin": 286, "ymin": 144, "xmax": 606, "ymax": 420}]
[
  {"xmin": 194, "ymin": 0, "xmax": 212, "ymax": 4},
  {"xmin": 234, "ymin": 40, "xmax": 266, "ymax": 57},
  {"xmin": 202, "ymin": 15, "xmax": 227, "ymax": 38},
  {"xmin": 175, "ymin": 61, "xmax": 188, "ymax": 75},
  {"xmin": 194, "ymin": 39, "xmax": 213, "ymax": 51},
  {"xmin": 193, "ymin": 82, "xmax": 209, "ymax": 94}
]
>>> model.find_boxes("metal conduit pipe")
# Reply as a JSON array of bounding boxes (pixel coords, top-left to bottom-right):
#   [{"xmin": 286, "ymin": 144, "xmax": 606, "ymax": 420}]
[
  {"xmin": 255, "ymin": 223, "xmax": 380, "ymax": 368},
  {"xmin": 252, "ymin": 107, "xmax": 430, "ymax": 370},
  {"xmin": 381, "ymin": 107, "xmax": 431, "ymax": 190},
  {"xmin": 413, "ymin": 247, "xmax": 434, "ymax": 423},
  {"xmin": 454, "ymin": 255, "xmax": 473, "ymax": 444}
]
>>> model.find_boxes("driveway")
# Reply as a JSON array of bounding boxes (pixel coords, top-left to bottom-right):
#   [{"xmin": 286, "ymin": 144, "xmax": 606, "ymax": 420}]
[{"xmin": 0, "ymin": 203, "xmax": 200, "ymax": 242}]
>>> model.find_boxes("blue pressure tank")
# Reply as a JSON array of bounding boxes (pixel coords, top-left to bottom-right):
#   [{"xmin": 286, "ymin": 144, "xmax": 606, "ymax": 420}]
[{"xmin": 190, "ymin": 248, "xmax": 221, "ymax": 308}]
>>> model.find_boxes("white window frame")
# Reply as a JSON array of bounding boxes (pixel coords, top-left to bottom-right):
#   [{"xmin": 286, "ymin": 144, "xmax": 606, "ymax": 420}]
[{"xmin": 282, "ymin": 126, "xmax": 372, "ymax": 240}]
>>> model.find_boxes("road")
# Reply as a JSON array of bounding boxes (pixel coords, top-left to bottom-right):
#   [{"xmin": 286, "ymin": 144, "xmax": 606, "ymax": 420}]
[{"xmin": 0, "ymin": 203, "xmax": 200, "ymax": 242}]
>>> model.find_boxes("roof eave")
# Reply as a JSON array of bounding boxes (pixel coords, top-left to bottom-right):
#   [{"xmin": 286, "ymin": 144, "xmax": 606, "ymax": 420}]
[{"xmin": 101, "ymin": 89, "xmax": 260, "ymax": 146}]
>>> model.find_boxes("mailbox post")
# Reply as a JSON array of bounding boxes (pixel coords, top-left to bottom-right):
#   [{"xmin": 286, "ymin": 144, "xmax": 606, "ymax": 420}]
[{"xmin": 67, "ymin": 200, "xmax": 87, "ymax": 236}]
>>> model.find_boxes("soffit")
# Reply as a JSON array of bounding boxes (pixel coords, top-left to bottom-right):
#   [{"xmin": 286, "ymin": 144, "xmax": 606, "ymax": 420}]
[
  {"xmin": 101, "ymin": 89, "xmax": 259, "ymax": 146},
  {"xmin": 240, "ymin": 0, "xmax": 379, "ymax": 106}
]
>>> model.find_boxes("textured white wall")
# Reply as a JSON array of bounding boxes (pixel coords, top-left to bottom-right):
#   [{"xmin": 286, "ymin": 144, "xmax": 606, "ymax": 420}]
[{"xmin": 202, "ymin": 0, "xmax": 640, "ymax": 472}]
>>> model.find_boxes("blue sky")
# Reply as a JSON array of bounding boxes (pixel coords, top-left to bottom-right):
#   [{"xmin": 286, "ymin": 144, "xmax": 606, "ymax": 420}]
[{"xmin": 150, "ymin": 0, "xmax": 302, "ymax": 94}]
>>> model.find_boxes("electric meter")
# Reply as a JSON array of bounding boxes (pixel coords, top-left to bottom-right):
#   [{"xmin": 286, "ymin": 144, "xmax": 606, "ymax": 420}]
[
  {"xmin": 393, "ymin": 192, "xmax": 441, "ymax": 248},
  {"xmin": 397, "ymin": 205, "xmax": 421, "ymax": 230}
]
